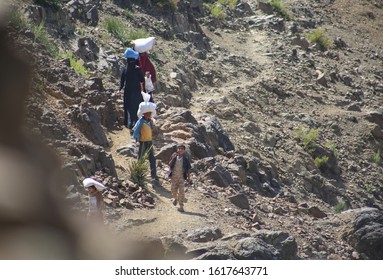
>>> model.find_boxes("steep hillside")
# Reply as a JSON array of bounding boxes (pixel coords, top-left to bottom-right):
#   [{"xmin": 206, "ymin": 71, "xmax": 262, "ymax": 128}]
[{"xmin": 2, "ymin": 0, "xmax": 383, "ymax": 259}]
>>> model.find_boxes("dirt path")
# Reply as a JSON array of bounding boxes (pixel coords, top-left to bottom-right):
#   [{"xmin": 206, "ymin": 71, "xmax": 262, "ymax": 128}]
[
  {"xmin": 190, "ymin": 27, "xmax": 274, "ymax": 115},
  {"xmin": 107, "ymin": 129, "xmax": 238, "ymax": 240},
  {"xmin": 104, "ymin": 26, "xmax": 273, "ymax": 240}
]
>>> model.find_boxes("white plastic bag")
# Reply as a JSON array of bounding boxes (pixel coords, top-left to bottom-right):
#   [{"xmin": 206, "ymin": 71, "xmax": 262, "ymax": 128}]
[
  {"xmin": 137, "ymin": 92, "xmax": 157, "ymax": 117},
  {"xmin": 133, "ymin": 37, "xmax": 155, "ymax": 53}
]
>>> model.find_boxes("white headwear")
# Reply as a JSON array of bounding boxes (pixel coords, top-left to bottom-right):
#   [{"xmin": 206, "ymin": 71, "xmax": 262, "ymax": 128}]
[
  {"xmin": 82, "ymin": 178, "xmax": 107, "ymax": 191},
  {"xmin": 137, "ymin": 92, "xmax": 157, "ymax": 117}
]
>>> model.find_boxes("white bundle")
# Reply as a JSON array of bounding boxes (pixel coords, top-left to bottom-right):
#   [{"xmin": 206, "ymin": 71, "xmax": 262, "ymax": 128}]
[
  {"xmin": 133, "ymin": 37, "xmax": 155, "ymax": 53},
  {"xmin": 83, "ymin": 178, "xmax": 107, "ymax": 191},
  {"xmin": 137, "ymin": 92, "xmax": 157, "ymax": 117}
]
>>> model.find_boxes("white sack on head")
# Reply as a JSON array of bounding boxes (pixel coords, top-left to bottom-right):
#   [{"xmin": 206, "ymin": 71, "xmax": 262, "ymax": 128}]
[
  {"xmin": 133, "ymin": 37, "xmax": 155, "ymax": 53},
  {"xmin": 82, "ymin": 178, "xmax": 107, "ymax": 191},
  {"xmin": 137, "ymin": 92, "xmax": 157, "ymax": 117}
]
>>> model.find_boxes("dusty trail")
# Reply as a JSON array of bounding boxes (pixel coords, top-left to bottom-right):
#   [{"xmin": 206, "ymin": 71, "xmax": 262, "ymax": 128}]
[
  {"xmin": 190, "ymin": 27, "xmax": 275, "ymax": 111},
  {"xmin": 106, "ymin": 129, "xmax": 232, "ymax": 240},
  {"xmin": 104, "ymin": 26, "xmax": 274, "ymax": 240}
]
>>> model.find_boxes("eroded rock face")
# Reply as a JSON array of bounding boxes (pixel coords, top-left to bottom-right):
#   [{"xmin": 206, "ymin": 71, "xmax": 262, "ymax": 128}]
[
  {"xmin": 10, "ymin": 0, "xmax": 383, "ymax": 260},
  {"xmin": 233, "ymin": 237, "xmax": 279, "ymax": 260},
  {"xmin": 186, "ymin": 227, "xmax": 223, "ymax": 242}
]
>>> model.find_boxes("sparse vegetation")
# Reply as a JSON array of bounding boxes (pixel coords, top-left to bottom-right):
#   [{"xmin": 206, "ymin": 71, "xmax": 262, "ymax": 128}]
[
  {"xmin": 105, "ymin": 18, "xmax": 128, "ymax": 43},
  {"xmin": 33, "ymin": 80, "xmax": 45, "ymax": 93},
  {"xmin": 8, "ymin": 9, "xmax": 29, "ymax": 30},
  {"xmin": 325, "ymin": 141, "xmax": 338, "ymax": 159},
  {"xmin": 335, "ymin": 201, "xmax": 346, "ymax": 213},
  {"xmin": 303, "ymin": 129, "xmax": 319, "ymax": 152},
  {"xmin": 295, "ymin": 127, "xmax": 319, "ymax": 153},
  {"xmin": 268, "ymin": 0, "xmax": 293, "ymax": 20},
  {"xmin": 203, "ymin": 0, "xmax": 238, "ymax": 20},
  {"xmin": 123, "ymin": 9, "xmax": 133, "ymax": 19},
  {"xmin": 314, "ymin": 155, "xmax": 329, "ymax": 170},
  {"xmin": 127, "ymin": 29, "xmax": 151, "ymax": 41},
  {"xmin": 294, "ymin": 126, "xmax": 305, "ymax": 141},
  {"xmin": 150, "ymin": 51, "xmax": 159, "ymax": 61},
  {"xmin": 59, "ymin": 52, "xmax": 89, "ymax": 77},
  {"xmin": 32, "ymin": 22, "xmax": 58, "ymax": 55},
  {"xmin": 211, "ymin": 4, "xmax": 227, "ymax": 19},
  {"xmin": 105, "ymin": 18, "xmax": 149, "ymax": 44},
  {"xmin": 203, "ymin": 3, "xmax": 226, "ymax": 19},
  {"xmin": 128, "ymin": 147, "xmax": 151, "ymax": 187},
  {"xmin": 365, "ymin": 183, "xmax": 377, "ymax": 194},
  {"xmin": 76, "ymin": 27, "xmax": 87, "ymax": 36},
  {"xmin": 4, "ymin": 0, "xmax": 382, "ymax": 261},
  {"xmin": 307, "ymin": 28, "xmax": 332, "ymax": 51},
  {"xmin": 373, "ymin": 150, "xmax": 381, "ymax": 164},
  {"xmin": 218, "ymin": 0, "xmax": 238, "ymax": 10}
]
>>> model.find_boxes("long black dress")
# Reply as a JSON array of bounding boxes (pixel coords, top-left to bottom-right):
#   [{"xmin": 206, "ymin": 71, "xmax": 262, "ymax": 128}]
[{"xmin": 119, "ymin": 59, "xmax": 144, "ymax": 128}]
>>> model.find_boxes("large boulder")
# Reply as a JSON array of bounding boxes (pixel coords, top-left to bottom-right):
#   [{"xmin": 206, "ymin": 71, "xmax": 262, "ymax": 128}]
[
  {"xmin": 186, "ymin": 227, "xmax": 223, "ymax": 242},
  {"xmin": 198, "ymin": 115, "xmax": 235, "ymax": 152},
  {"xmin": 233, "ymin": 237, "xmax": 279, "ymax": 260},
  {"xmin": 253, "ymin": 230, "xmax": 298, "ymax": 260},
  {"xmin": 228, "ymin": 193, "xmax": 250, "ymax": 210},
  {"xmin": 73, "ymin": 107, "xmax": 109, "ymax": 147},
  {"xmin": 161, "ymin": 236, "xmax": 188, "ymax": 259},
  {"xmin": 204, "ymin": 164, "xmax": 234, "ymax": 188},
  {"xmin": 193, "ymin": 244, "xmax": 235, "ymax": 260},
  {"xmin": 343, "ymin": 208, "xmax": 383, "ymax": 259}
]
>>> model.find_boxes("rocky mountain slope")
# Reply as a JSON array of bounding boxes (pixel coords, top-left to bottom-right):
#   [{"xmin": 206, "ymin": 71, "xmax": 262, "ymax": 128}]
[{"xmin": 3, "ymin": 0, "xmax": 383, "ymax": 259}]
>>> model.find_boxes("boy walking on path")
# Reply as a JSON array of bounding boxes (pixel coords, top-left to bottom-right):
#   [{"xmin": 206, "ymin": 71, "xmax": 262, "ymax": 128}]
[
  {"xmin": 168, "ymin": 144, "xmax": 191, "ymax": 212},
  {"xmin": 133, "ymin": 111, "xmax": 157, "ymax": 180}
]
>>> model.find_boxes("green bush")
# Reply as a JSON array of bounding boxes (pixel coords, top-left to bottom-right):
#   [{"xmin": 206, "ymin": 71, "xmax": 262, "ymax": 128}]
[
  {"xmin": 128, "ymin": 147, "xmax": 151, "ymax": 187},
  {"xmin": 335, "ymin": 201, "xmax": 346, "ymax": 213},
  {"xmin": 365, "ymin": 183, "xmax": 376, "ymax": 194},
  {"xmin": 127, "ymin": 29, "xmax": 150, "ymax": 41},
  {"xmin": 218, "ymin": 0, "xmax": 238, "ymax": 10},
  {"xmin": 325, "ymin": 140, "xmax": 338, "ymax": 159},
  {"xmin": 123, "ymin": 10, "xmax": 133, "ymax": 19},
  {"xmin": 105, "ymin": 18, "xmax": 128, "ymax": 43},
  {"xmin": 128, "ymin": 159, "xmax": 149, "ymax": 187},
  {"xmin": 33, "ymin": 22, "xmax": 58, "ymax": 55},
  {"xmin": 314, "ymin": 155, "xmax": 329, "ymax": 170},
  {"xmin": 210, "ymin": 4, "xmax": 226, "ymax": 19},
  {"xmin": 303, "ymin": 129, "xmax": 319, "ymax": 152},
  {"xmin": 295, "ymin": 127, "xmax": 319, "ymax": 153},
  {"xmin": 59, "ymin": 52, "xmax": 89, "ymax": 77},
  {"xmin": 307, "ymin": 28, "xmax": 332, "ymax": 51},
  {"xmin": 8, "ymin": 10, "xmax": 29, "ymax": 30},
  {"xmin": 268, "ymin": 0, "xmax": 292, "ymax": 20},
  {"xmin": 373, "ymin": 150, "xmax": 381, "ymax": 164},
  {"xmin": 105, "ymin": 18, "xmax": 149, "ymax": 44},
  {"xmin": 204, "ymin": 0, "xmax": 238, "ymax": 19}
]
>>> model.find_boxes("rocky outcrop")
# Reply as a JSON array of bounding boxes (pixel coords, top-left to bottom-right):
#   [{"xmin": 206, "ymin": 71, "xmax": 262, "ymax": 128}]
[
  {"xmin": 186, "ymin": 227, "xmax": 223, "ymax": 242},
  {"xmin": 342, "ymin": 208, "xmax": 383, "ymax": 259}
]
